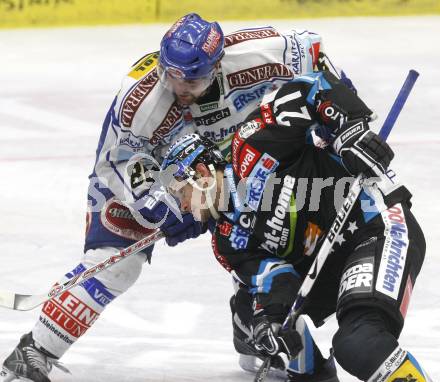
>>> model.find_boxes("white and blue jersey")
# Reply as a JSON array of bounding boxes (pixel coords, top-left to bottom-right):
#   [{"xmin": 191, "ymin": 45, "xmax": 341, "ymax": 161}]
[{"xmin": 85, "ymin": 27, "xmax": 334, "ymax": 252}]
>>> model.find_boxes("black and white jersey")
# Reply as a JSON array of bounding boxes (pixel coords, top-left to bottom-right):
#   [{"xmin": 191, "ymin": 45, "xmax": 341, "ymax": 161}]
[{"xmin": 211, "ymin": 71, "xmax": 412, "ymax": 314}]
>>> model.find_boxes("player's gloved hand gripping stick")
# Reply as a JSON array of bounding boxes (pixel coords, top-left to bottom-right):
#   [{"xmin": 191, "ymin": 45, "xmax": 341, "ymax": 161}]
[{"xmin": 254, "ymin": 69, "xmax": 420, "ymax": 382}]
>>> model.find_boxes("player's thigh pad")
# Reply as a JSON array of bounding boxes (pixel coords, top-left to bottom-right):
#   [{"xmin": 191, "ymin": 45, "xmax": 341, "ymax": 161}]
[
  {"xmin": 82, "ymin": 246, "xmax": 148, "ymax": 295},
  {"xmin": 336, "ymin": 203, "xmax": 425, "ymax": 332}
]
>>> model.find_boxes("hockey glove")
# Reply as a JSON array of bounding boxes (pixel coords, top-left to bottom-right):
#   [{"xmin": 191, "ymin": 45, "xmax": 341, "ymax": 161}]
[
  {"xmin": 332, "ymin": 118, "xmax": 394, "ymax": 177},
  {"xmin": 138, "ymin": 195, "xmax": 206, "ymax": 247},
  {"xmin": 162, "ymin": 212, "xmax": 206, "ymax": 247},
  {"xmin": 252, "ymin": 315, "xmax": 303, "ymax": 369}
]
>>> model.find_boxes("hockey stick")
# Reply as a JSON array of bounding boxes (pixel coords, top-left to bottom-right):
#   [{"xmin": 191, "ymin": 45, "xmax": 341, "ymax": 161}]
[
  {"xmin": 254, "ymin": 69, "xmax": 419, "ymax": 382},
  {"xmin": 0, "ymin": 229, "xmax": 165, "ymax": 311}
]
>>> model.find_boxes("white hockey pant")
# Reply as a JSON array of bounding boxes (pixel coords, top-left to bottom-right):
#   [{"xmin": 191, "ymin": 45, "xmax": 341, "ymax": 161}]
[{"xmin": 31, "ymin": 247, "xmax": 147, "ymax": 357}]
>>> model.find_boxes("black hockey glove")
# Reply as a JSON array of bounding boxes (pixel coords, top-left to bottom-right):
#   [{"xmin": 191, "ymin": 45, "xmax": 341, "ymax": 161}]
[
  {"xmin": 332, "ymin": 118, "xmax": 394, "ymax": 177},
  {"xmin": 252, "ymin": 315, "xmax": 303, "ymax": 369}
]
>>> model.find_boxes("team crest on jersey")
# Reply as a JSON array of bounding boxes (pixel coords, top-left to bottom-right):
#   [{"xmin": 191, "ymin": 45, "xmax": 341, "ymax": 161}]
[
  {"xmin": 238, "ymin": 119, "xmax": 263, "ymax": 140},
  {"xmin": 100, "ymin": 198, "xmax": 156, "ymax": 241}
]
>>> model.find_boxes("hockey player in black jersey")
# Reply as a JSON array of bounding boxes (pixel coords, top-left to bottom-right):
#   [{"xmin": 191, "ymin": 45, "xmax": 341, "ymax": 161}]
[{"xmin": 161, "ymin": 71, "xmax": 432, "ymax": 381}]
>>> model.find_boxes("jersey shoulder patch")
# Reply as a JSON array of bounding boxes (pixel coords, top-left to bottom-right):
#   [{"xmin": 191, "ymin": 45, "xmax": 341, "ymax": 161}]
[{"xmin": 128, "ymin": 51, "xmax": 159, "ymax": 80}]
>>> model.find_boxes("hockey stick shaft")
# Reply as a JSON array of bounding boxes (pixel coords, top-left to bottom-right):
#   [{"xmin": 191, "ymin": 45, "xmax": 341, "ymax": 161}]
[
  {"xmin": 254, "ymin": 69, "xmax": 419, "ymax": 382},
  {"xmin": 0, "ymin": 229, "xmax": 164, "ymax": 311},
  {"xmin": 283, "ymin": 69, "xmax": 420, "ymax": 329},
  {"xmin": 380, "ymin": 70, "xmax": 419, "ymax": 140}
]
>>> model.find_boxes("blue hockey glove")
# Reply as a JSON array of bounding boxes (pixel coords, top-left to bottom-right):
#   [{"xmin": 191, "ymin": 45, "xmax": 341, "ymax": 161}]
[
  {"xmin": 162, "ymin": 212, "xmax": 206, "ymax": 247},
  {"xmin": 138, "ymin": 195, "xmax": 206, "ymax": 247}
]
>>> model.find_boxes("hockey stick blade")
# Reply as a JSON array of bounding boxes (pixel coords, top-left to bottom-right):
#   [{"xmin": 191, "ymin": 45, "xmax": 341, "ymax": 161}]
[{"xmin": 0, "ymin": 230, "xmax": 164, "ymax": 311}]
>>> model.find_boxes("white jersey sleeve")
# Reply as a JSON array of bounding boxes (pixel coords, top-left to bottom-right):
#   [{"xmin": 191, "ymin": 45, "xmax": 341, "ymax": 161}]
[{"xmin": 92, "ymin": 52, "xmax": 194, "ymax": 205}]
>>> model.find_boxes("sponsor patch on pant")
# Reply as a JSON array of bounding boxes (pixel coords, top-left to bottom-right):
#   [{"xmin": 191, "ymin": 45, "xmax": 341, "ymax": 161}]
[
  {"xmin": 338, "ymin": 257, "xmax": 374, "ymax": 302},
  {"xmin": 42, "ymin": 290, "xmax": 100, "ymax": 338},
  {"xmin": 376, "ymin": 204, "xmax": 409, "ymax": 300}
]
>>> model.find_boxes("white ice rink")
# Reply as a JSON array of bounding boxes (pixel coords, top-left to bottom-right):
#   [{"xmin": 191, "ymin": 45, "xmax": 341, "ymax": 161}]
[{"xmin": 0, "ymin": 15, "xmax": 439, "ymax": 381}]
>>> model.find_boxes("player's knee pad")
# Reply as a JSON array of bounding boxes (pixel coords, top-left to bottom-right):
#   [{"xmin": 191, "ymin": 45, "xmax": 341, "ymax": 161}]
[
  {"xmin": 337, "ymin": 204, "xmax": 425, "ymax": 335},
  {"xmin": 367, "ymin": 347, "xmax": 432, "ymax": 382},
  {"xmin": 332, "ymin": 307, "xmax": 398, "ymax": 380},
  {"xmin": 82, "ymin": 247, "xmax": 147, "ymax": 295}
]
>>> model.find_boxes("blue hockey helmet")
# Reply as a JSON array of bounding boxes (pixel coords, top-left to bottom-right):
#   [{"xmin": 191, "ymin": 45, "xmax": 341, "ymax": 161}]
[
  {"xmin": 162, "ymin": 134, "xmax": 225, "ymax": 183},
  {"xmin": 158, "ymin": 13, "xmax": 224, "ymax": 94},
  {"xmin": 162, "ymin": 134, "xmax": 226, "ymax": 219}
]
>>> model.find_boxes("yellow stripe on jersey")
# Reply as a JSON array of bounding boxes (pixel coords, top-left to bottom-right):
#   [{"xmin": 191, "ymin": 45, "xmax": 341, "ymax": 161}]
[{"xmin": 128, "ymin": 52, "xmax": 159, "ymax": 81}]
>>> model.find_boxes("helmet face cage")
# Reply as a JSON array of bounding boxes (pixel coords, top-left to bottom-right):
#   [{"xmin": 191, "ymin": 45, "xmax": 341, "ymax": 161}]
[
  {"xmin": 158, "ymin": 13, "xmax": 225, "ymax": 90},
  {"xmin": 162, "ymin": 134, "xmax": 225, "ymax": 185}
]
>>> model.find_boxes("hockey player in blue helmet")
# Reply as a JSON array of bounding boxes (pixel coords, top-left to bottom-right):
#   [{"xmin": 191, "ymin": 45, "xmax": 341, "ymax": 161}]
[
  {"xmin": 161, "ymin": 70, "xmax": 432, "ymax": 382},
  {"xmin": 1, "ymin": 12, "xmax": 352, "ymax": 382},
  {"xmin": 158, "ymin": 13, "xmax": 225, "ymax": 105}
]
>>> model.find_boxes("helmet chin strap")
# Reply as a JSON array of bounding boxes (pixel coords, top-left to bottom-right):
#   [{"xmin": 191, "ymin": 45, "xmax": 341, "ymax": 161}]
[{"xmin": 188, "ymin": 164, "xmax": 220, "ymax": 220}]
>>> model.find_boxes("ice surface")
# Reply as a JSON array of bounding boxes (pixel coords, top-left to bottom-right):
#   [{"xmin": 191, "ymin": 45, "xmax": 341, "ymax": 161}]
[{"xmin": 0, "ymin": 16, "xmax": 439, "ymax": 381}]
